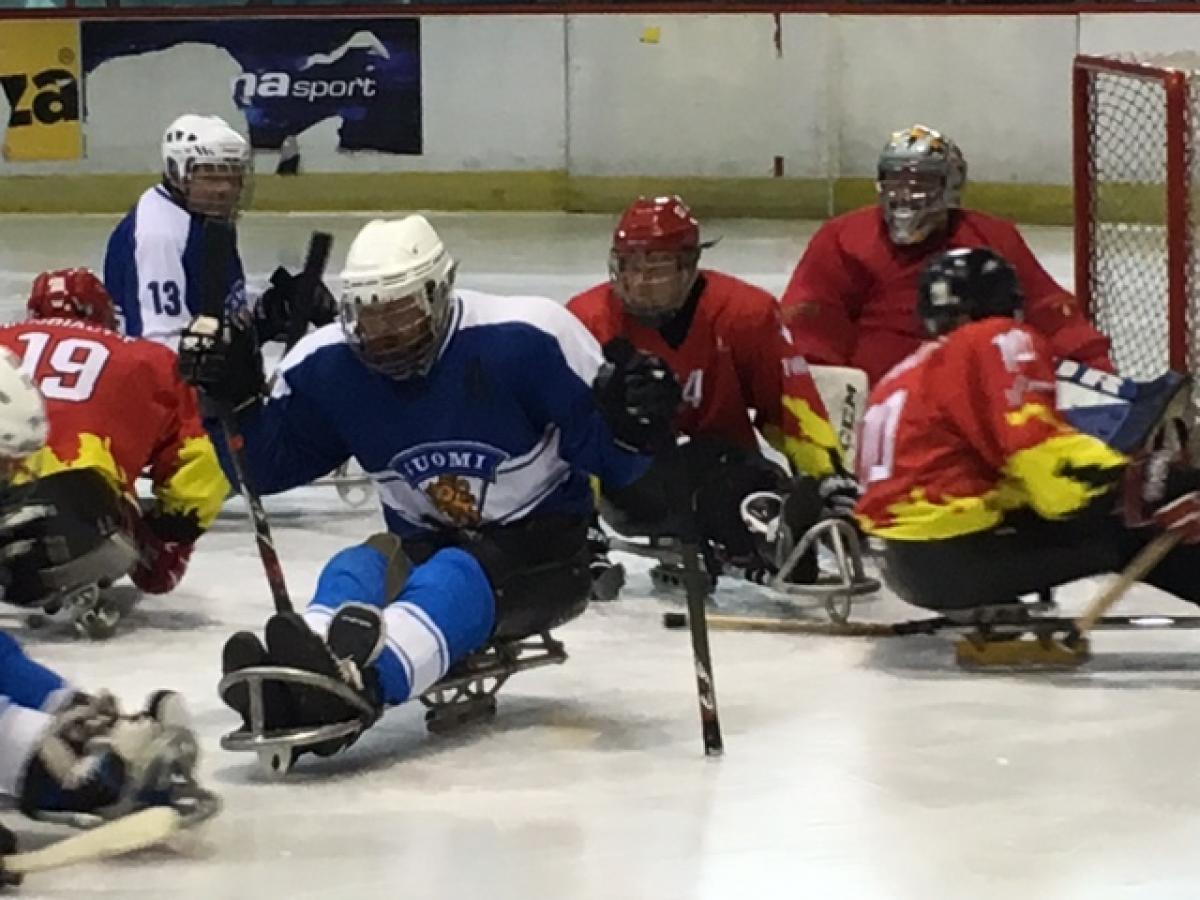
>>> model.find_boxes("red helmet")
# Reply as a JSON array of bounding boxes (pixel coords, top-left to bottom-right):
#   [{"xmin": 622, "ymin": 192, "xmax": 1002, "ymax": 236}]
[
  {"xmin": 609, "ymin": 197, "xmax": 702, "ymax": 323},
  {"xmin": 28, "ymin": 269, "xmax": 117, "ymax": 329},
  {"xmin": 612, "ymin": 196, "xmax": 700, "ymax": 254}
]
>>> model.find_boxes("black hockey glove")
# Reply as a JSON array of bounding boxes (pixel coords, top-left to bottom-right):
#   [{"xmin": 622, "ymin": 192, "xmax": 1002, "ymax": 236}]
[
  {"xmin": 178, "ymin": 313, "xmax": 265, "ymax": 413},
  {"xmin": 593, "ymin": 338, "xmax": 681, "ymax": 455},
  {"xmin": 817, "ymin": 472, "xmax": 861, "ymax": 520},
  {"xmin": 255, "ymin": 266, "xmax": 337, "ymax": 344}
]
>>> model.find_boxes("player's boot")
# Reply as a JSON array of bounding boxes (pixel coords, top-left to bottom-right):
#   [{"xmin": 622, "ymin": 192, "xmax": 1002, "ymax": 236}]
[
  {"xmin": 220, "ymin": 631, "xmax": 293, "ymax": 734},
  {"xmin": 264, "ymin": 611, "xmax": 382, "ymax": 757},
  {"xmin": 19, "ymin": 691, "xmax": 219, "ymax": 828},
  {"xmin": 586, "ymin": 521, "xmax": 625, "ymax": 603},
  {"xmin": 326, "ymin": 603, "xmax": 385, "ymax": 673}
]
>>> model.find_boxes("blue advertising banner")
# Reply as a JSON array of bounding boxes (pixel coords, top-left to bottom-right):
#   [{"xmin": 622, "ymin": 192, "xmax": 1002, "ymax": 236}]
[{"xmin": 82, "ymin": 20, "xmax": 422, "ymax": 155}]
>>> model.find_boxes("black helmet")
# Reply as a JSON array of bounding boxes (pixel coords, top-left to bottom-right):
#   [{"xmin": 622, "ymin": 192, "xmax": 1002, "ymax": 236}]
[{"xmin": 917, "ymin": 248, "xmax": 1024, "ymax": 338}]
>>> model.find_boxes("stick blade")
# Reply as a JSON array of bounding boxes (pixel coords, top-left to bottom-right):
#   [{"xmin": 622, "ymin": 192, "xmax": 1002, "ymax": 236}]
[{"xmin": 6, "ymin": 807, "xmax": 183, "ymax": 876}]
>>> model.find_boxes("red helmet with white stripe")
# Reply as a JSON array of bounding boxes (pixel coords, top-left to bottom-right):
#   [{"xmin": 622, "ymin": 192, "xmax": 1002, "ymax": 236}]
[
  {"xmin": 27, "ymin": 269, "xmax": 117, "ymax": 330},
  {"xmin": 609, "ymin": 196, "xmax": 702, "ymax": 324}
]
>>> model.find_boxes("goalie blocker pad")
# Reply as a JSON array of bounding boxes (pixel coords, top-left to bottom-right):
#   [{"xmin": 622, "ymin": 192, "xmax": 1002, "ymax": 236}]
[{"xmin": 1057, "ymin": 360, "xmax": 1190, "ymax": 454}]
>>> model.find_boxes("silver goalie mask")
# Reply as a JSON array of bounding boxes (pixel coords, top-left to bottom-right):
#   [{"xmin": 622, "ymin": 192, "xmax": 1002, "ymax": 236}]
[{"xmin": 876, "ymin": 125, "xmax": 967, "ymax": 246}]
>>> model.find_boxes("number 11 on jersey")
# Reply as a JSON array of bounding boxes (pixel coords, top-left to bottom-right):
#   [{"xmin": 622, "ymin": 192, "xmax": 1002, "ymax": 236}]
[{"xmin": 858, "ymin": 389, "xmax": 907, "ymax": 484}]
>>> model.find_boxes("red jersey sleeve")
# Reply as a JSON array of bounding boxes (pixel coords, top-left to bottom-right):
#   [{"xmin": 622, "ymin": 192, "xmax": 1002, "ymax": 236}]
[
  {"xmin": 986, "ymin": 221, "xmax": 1114, "ymax": 372},
  {"xmin": 780, "ymin": 219, "xmax": 860, "ymax": 367},
  {"xmin": 566, "ymin": 285, "xmax": 621, "ymax": 347},
  {"xmin": 725, "ymin": 286, "xmax": 787, "ymax": 432}
]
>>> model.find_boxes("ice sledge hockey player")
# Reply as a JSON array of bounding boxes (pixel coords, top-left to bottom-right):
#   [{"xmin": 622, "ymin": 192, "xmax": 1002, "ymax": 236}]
[
  {"xmin": 179, "ymin": 215, "xmax": 678, "ymax": 761},
  {"xmin": 103, "ymin": 113, "xmax": 335, "ymax": 350},
  {"xmin": 0, "ymin": 351, "xmax": 215, "ymax": 867},
  {"xmin": 781, "ymin": 125, "xmax": 1113, "ymax": 386},
  {"xmin": 855, "ymin": 247, "xmax": 1200, "ymax": 614},
  {"xmin": 568, "ymin": 195, "xmax": 856, "ymax": 590},
  {"xmin": 0, "ymin": 269, "xmax": 228, "ymax": 636}
]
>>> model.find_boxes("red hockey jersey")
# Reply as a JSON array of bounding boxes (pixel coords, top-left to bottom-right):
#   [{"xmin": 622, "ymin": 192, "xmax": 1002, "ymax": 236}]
[
  {"xmin": 855, "ymin": 318, "xmax": 1125, "ymax": 541},
  {"xmin": 568, "ymin": 271, "xmax": 841, "ymax": 477},
  {"xmin": 0, "ymin": 319, "xmax": 228, "ymax": 538},
  {"xmin": 781, "ymin": 207, "xmax": 1113, "ymax": 386}
]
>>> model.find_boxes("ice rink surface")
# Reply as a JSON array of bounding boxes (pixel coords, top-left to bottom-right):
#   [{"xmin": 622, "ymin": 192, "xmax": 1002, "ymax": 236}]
[{"xmin": 4, "ymin": 212, "xmax": 1200, "ymax": 900}]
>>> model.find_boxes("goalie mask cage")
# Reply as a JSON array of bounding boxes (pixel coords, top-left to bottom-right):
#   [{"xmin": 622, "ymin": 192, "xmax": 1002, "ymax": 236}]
[{"xmin": 1073, "ymin": 54, "xmax": 1200, "ymax": 385}]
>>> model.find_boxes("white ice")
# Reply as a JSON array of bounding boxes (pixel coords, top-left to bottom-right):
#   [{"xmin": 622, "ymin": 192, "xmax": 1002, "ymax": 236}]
[{"xmin": 3, "ymin": 213, "xmax": 1200, "ymax": 900}]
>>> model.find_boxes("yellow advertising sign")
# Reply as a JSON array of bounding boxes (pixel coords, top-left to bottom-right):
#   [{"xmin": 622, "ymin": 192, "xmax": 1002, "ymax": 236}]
[{"xmin": 0, "ymin": 20, "xmax": 82, "ymax": 161}]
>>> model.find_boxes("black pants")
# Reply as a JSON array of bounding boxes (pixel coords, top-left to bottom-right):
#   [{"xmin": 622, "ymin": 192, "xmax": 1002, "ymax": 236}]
[
  {"xmin": 601, "ymin": 438, "xmax": 794, "ymax": 560},
  {"xmin": 404, "ymin": 514, "xmax": 591, "ymax": 641},
  {"xmin": 884, "ymin": 510, "xmax": 1200, "ymax": 611}
]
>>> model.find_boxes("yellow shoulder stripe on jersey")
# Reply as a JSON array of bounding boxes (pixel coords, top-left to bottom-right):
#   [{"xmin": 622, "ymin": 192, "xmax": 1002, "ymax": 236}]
[
  {"xmin": 779, "ymin": 396, "xmax": 842, "ymax": 478},
  {"xmin": 1004, "ymin": 402, "xmax": 1069, "ymax": 431},
  {"xmin": 157, "ymin": 434, "xmax": 230, "ymax": 530},
  {"xmin": 1002, "ymin": 432, "xmax": 1125, "ymax": 520}
]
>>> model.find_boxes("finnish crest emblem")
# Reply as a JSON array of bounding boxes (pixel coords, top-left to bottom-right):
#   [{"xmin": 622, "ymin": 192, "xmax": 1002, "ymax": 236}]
[
  {"xmin": 425, "ymin": 474, "xmax": 481, "ymax": 526},
  {"xmin": 390, "ymin": 441, "xmax": 510, "ymax": 526}
]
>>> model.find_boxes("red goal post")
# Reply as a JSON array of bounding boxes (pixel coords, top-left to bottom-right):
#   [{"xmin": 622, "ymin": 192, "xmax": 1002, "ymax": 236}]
[{"xmin": 1073, "ymin": 53, "xmax": 1198, "ymax": 383}]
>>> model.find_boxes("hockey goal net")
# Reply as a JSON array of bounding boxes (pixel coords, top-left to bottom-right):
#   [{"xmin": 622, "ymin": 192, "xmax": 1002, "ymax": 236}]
[{"xmin": 1073, "ymin": 53, "xmax": 1200, "ymax": 383}]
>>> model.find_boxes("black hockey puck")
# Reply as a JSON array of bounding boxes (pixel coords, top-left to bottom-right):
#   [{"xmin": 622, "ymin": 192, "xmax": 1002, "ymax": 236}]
[{"xmin": 662, "ymin": 611, "xmax": 688, "ymax": 629}]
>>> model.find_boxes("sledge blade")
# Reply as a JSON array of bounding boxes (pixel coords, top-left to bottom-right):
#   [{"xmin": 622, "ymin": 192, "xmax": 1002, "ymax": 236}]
[{"xmin": 954, "ymin": 634, "xmax": 1091, "ymax": 669}]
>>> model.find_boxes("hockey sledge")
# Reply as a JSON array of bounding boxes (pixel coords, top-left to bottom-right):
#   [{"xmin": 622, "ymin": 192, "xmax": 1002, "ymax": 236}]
[
  {"xmin": 613, "ymin": 516, "xmax": 880, "ymax": 624},
  {"xmin": 420, "ymin": 632, "xmax": 567, "ymax": 734},
  {"xmin": 218, "ymin": 666, "xmax": 376, "ymax": 774},
  {"xmin": 311, "ymin": 460, "xmax": 373, "ymax": 508},
  {"xmin": 664, "ymin": 533, "xmax": 1200, "ymax": 670},
  {"xmin": 219, "ymin": 633, "xmax": 567, "ymax": 773}
]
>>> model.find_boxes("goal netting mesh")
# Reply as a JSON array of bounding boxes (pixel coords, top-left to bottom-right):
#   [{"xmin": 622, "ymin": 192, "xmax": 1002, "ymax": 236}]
[{"xmin": 1074, "ymin": 53, "xmax": 1200, "ymax": 383}]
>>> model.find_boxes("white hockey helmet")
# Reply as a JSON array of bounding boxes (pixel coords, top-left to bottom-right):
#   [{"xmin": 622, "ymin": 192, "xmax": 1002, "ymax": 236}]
[
  {"xmin": 0, "ymin": 347, "xmax": 47, "ymax": 466},
  {"xmin": 339, "ymin": 216, "xmax": 457, "ymax": 380},
  {"xmin": 161, "ymin": 114, "xmax": 251, "ymax": 221}
]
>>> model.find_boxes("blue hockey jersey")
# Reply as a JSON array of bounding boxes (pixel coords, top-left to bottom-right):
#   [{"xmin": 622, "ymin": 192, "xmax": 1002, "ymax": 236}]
[
  {"xmin": 232, "ymin": 289, "xmax": 651, "ymax": 538},
  {"xmin": 103, "ymin": 186, "xmax": 247, "ymax": 348}
]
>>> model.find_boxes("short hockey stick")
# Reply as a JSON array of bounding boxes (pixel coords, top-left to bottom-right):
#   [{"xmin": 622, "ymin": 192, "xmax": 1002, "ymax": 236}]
[
  {"xmin": 284, "ymin": 231, "xmax": 334, "ymax": 352},
  {"xmin": 1075, "ymin": 529, "xmax": 1183, "ymax": 636},
  {"xmin": 1, "ymin": 808, "xmax": 181, "ymax": 879},
  {"xmin": 679, "ymin": 539, "xmax": 723, "ymax": 757},
  {"xmin": 202, "ymin": 220, "xmax": 293, "ymax": 614}
]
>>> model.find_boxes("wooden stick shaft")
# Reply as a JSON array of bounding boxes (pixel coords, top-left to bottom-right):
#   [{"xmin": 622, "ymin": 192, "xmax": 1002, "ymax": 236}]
[{"xmin": 1075, "ymin": 530, "xmax": 1183, "ymax": 635}]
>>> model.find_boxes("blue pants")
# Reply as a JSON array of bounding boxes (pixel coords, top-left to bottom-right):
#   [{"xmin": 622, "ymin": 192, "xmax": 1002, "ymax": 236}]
[
  {"xmin": 302, "ymin": 545, "xmax": 495, "ymax": 705},
  {"xmin": 0, "ymin": 631, "xmax": 65, "ymax": 711},
  {"xmin": 0, "ymin": 632, "xmax": 70, "ymax": 797}
]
